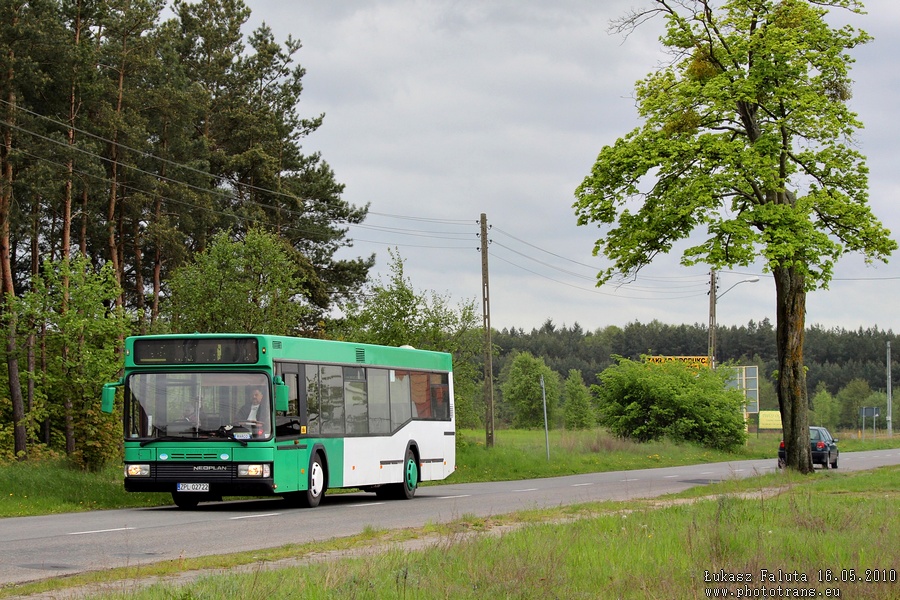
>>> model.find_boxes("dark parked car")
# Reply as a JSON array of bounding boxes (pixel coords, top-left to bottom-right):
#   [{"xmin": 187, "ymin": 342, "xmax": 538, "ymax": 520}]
[{"xmin": 778, "ymin": 426, "xmax": 838, "ymax": 469}]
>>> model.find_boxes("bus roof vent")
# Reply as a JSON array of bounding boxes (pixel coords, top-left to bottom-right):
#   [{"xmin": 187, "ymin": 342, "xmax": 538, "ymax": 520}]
[{"xmin": 355, "ymin": 348, "xmax": 366, "ymax": 363}]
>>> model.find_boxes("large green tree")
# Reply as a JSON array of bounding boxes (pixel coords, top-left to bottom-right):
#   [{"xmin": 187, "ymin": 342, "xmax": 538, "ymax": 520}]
[
  {"xmin": 165, "ymin": 228, "xmax": 314, "ymax": 335},
  {"xmin": 562, "ymin": 369, "xmax": 594, "ymax": 430},
  {"xmin": 574, "ymin": 0, "xmax": 894, "ymax": 472},
  {"xmin": 500, "ymin": 352, "xmax": 559, "ymax": 430}
]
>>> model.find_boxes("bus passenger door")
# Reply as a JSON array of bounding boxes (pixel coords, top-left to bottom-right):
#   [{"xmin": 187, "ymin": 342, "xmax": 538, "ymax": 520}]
[{"xmin": 274, "ymin": 363, "xmax": 307, "ymax": 492}]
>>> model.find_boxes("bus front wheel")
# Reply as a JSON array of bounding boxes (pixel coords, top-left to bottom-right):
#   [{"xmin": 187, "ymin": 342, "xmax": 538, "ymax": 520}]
[{"xmin": 298, "ymin": 453, "xmax": 326, "ymax": 508}]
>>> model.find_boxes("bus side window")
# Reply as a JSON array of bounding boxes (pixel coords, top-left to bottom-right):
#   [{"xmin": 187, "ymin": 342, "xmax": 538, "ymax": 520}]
[
  {"xmin": 305, "ymin": 364, "xmax": 320, "ymax": 436},
  {"xmin": 430, "ymin": 373, "xmax": 449, "ymax": 420},
  {"xmin": 344, "ymin": 367, "xmax": 368, "ymax": 435},
  {"xmin": 319, "ymin": 365, "xmax": 345, "ymax": 435},
  {"xmin": 390, "ymin": 370, "xmax": 411, "ymax": 431},
  {"xmin": 367, "ymin": 368, "xmax": 391, "ymax": 434},
  {"xmin": 410, "ymin": 372, "xmax": 431, "ymax": 418}
]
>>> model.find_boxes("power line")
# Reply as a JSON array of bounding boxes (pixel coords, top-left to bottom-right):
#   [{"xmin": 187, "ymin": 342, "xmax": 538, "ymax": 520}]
[
  {"xmin": 2, "ymin": 99, "xmax": 476, "ymax": 232},
  {"xmin": 7, "ymin": 100, "xmax": 900, "ymax": 299},
  {"xmin": 488, "ymin": 250, "xmax": 708, "ymax": 301}
]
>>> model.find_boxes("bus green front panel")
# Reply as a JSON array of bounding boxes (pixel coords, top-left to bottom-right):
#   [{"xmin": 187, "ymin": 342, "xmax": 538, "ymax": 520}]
[
  {"xmin": 124, "ymin": 443, "xmax": 274, "ymax": 463},
  {"xmin": 273, "ymin": 444, "xmax": 306, "ymax": 492}
]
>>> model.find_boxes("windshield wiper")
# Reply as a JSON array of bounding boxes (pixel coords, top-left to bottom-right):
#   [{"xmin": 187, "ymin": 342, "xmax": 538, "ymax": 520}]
[{"xmin": 139, "ymin": 429, "xmax": 248, "ymax": 447}]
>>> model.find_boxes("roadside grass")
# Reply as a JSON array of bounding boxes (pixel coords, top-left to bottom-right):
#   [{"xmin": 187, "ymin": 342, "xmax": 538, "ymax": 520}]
[
  {"xmin": 0, "ymin": 459, "xmax": 165, "ymax": 517},
  {"xmin": 0, "ymin": 427, "xmax": 896, "ymax": 518},
  {"xmin": 5, "ymin": 466, "xmax": 898, "ymax": 600},
  {"xmin": 453, "ymin": 428, "xmax": 773, "ymax": 483}
]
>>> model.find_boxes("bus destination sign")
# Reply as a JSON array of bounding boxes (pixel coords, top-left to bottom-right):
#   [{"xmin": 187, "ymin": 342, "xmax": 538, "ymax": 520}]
[{"xmin": 133, "ymin": 337, "xmax": 259, "ymax": 365}]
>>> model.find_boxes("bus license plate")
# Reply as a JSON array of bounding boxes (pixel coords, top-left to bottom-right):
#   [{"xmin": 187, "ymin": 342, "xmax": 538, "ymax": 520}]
[{"xmin": 176, "ymin": 483, "xmax": 209, "ymax": 492}]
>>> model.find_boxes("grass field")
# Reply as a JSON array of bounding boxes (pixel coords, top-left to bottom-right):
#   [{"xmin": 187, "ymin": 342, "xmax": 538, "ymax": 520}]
[{"xmin": 1, "ymin": 428, "xmax": 899, "ymax": 599}]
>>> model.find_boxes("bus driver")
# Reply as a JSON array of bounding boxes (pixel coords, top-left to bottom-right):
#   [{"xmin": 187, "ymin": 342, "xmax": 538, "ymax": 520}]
[{"xmin": 241, "ymin": 387, "xmax": 269, "ymax": 427}]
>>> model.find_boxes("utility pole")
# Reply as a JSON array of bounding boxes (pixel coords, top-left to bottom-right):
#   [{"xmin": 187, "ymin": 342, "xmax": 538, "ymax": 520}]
[
  {"xmin": 707, "ymin": 269, "xmax": 717, "ymax": 368},
  {"xmin": 888, "ymin": 341, "xmax": 893, "ymax": 437},
  {"xmin": 480, "ymin": 214, "xmax": 494, "ymax": 447}
]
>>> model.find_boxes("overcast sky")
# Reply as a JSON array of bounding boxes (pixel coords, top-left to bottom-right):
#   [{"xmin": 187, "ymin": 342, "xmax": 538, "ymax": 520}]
[{"xmin": 245, "ymin": 0, "xmax": 900, "ymax": 335}]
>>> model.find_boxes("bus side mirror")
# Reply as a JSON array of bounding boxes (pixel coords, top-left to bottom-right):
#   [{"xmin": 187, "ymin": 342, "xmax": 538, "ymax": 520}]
[
  {"xmin": 274, "ymin": 377, "xmax": 289, "ymax": 412},
  {"xmin": 101, "ymin": 382, "xmax": 121, "ymax": 413}
]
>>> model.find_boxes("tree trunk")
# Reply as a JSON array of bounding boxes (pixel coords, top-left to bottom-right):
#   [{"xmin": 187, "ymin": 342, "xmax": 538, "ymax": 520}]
[
  {"xmin": 2, "ymin": 42, "xmax": 27, "ymax": 459},
  {"xmin": 107, "ymin": 35, "xmax": 128, "ymax": 309},
  {"xmin": 774, "ymin": 263, "xmax": 813, "ymax": 473}
]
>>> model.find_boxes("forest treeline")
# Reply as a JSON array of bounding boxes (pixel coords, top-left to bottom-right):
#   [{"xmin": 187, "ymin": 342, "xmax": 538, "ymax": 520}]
[{"xmin": 488, "ymin": 318, "xmax": 897, "ymax": 429}]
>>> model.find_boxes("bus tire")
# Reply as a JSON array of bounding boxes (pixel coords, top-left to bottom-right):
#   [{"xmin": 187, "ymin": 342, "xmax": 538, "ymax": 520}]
[
  {"xmin": 399, "ymin": 447, "xmax": 419, "ymax": 500},
  {"xmin": 299, "ymin": 452, "xmax": 326, "ymax": 508},
  {"xmin": 375, "ymin": 448, "xmax": 418, "ymax": 500}
]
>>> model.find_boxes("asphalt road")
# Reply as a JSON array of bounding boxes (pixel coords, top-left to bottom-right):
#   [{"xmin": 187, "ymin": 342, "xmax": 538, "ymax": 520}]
[{"xmin": 1, "ymin": 449, "xmax": 899, "ymax": 587}]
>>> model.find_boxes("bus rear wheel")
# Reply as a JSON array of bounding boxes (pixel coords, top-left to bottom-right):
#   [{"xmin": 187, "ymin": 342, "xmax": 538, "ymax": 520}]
[
  {"xmin": 400, "ymin": 449, "xmax": 419, "ymax": 499},
  {"xmin": 376, "ymin": 448, "xmax": 418, "ymax": 500}
]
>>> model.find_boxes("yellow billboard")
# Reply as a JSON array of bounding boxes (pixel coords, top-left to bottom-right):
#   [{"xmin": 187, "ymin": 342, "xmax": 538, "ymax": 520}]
[
  {"xmin": 645, "ymin": 356, "xmax": 710, "ymax": 368},
  {"xmin": 758, "ymin": 410, "xmax": 783, "ymax": 430}
]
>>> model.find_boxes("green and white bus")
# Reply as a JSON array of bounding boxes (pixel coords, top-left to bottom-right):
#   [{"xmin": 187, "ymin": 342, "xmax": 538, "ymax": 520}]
[{"xmin": 102, "ymin": 334, "xmax": 455, "ymax": 509}]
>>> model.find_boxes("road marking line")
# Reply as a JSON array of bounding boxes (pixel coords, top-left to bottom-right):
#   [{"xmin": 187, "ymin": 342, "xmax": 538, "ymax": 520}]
[
  {"xmin": 438, "ymin": 495, "xmax": 471, "ymax": 499},
  {"xmin": 572, "ymin": 482, "xmax": 595, "ymax": 487},
  {"xmin": 230, "ymin": 513, "xmax": 280, "ymax": 520},
  {"xmin": 514, "ymin": 488, "xmax": 538, "ymax": 492},
  {"xmin": 68, "ymin": 527, "xmax": 135, "ymax": 535}
]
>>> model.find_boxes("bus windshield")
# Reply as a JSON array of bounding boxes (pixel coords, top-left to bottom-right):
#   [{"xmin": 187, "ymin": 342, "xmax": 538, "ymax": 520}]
[{"xmin": 125, "ymin": 372, "xmax": 272, "ymax": 442}]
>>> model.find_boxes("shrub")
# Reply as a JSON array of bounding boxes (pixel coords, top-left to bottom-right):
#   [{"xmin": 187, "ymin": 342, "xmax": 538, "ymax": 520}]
[{"xmin": 593, "ymin": 357, "xmax": 747, "ymax": 451}]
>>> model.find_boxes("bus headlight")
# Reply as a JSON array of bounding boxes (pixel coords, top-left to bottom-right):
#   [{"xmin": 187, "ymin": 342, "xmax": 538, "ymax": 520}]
[
  {"xmin": 238, "ymin": 464, "xmax": 271, "ymax": 478},
  {"xmin": 125, "ymin": 464, "xmax": 150, "ymax": 477}
]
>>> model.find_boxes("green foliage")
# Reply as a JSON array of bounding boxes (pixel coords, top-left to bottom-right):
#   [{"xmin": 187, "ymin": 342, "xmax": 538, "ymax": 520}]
[
  {"xmin": 165, "ymin": 228, "xmax": 313, "ymax": 335},
  {"xmin": 563, "ymin": 369, "xmax": 595, "ymax": 430},
  {"xmin": 593, "ymin": 358, "xmax": 747, "ymax": 451},
  {"xmin": 8, "ymin": 257, "xmax": 130, "ymax": 470},
  {"xmin": 809, "ymin": 382, "xmax": 840, "ymax": 430},
  {"xmin": 494, "ymin": 318, "xmax": 897, "ymax": 403},
  {"xmin": 500, "ymin": 352, "xmax": 559, "ymax": 429},
  {"xmin": 0, "ymin": 459, "xmax": 168, "ymax": 516},
  {"xmin": 576, "ymin": 0, "xmax": 892, "ymax": 288},
  {"xmin": 835, "ymin": 378, "xmax": 872, "ymax": 429}
]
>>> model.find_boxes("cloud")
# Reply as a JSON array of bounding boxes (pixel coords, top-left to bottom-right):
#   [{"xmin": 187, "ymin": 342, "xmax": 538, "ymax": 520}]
[{"xmin": 250, "ymin": 0, "xmax": 900, "ymax": 334}]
